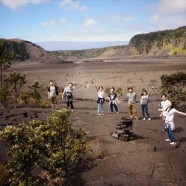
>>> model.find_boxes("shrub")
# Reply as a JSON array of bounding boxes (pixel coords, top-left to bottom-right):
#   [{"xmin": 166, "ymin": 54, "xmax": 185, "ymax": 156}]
[
  {"xmin": 105, "ymin": 87, "xmax": 110, "ymax": 95},
  {"xmin": 28, "ymin": 80, "xmax": 42, "ymax": 104},
  {"xmin": 0, "ymin": 109, "xmax": 88, "ymax": 185},
  {"xmin": 116, "ymin": 87, "xmax": 123, "ymax": 96},
  {"xmin": 160, "ymin": 72, "xmax": 186, "ymax": 105},
  {"xmin": 0, "ymin": 164, "xmax": 9, "ymax": 185}
]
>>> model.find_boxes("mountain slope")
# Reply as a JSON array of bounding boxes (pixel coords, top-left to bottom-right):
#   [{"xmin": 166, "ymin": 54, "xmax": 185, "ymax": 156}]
[
  {"xmin": 54, "ymin": 26, "xmax": 186, "ymax": 61},
  {"xmin": 0, "ymin": 39, "xmax": 60, "ymax": 63},
  {"xmin": 129, "ymin": 26, "xmax": 186, "ymax": 56}
]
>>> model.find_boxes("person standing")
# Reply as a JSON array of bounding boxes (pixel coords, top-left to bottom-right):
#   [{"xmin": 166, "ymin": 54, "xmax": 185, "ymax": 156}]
[
  {"xmin": 108, "ymin": 87, "xmax": 119, "ymax": 114},
  {"xmin": 158, "ymin": 102, "xmax": 186, "ymax": 145},
  {"xmin": 160, "ymin": 94, "xmax": 171, "ymax": 131},
  {"xmin": 95, "ymin": 85, "xmax": 105, "ymax": 115},
  {"xmin": 48, "ymin": 80, "xmax": 58, "ymax": 110},
  {"xmin": 62, "ymin": 83, "xmax": 75, "ymax": 111},
  {"xmin": 140, "ymin": 86, "xmax": 154, "ymax": 120},
  {"xmin": 126, "ymin": 87, "xmax": 138, "ymax": 120}
]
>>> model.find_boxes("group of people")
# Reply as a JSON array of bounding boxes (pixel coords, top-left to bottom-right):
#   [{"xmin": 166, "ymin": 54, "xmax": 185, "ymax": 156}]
[
  {"xmin": 48, "ymin": 80, "xmax": 186, "ymax": 146},
  {"xmin": 96, "ymin": 85, "xmax": 153, "ymax": 120}
]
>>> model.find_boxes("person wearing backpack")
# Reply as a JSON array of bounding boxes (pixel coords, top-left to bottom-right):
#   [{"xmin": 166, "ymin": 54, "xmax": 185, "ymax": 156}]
[
  {"xmin": 108, "ymin": 87, "xmax": 120, "ymax": 114},
  {"xmin": 140, "ymin": 86, "xmax": 154, "ymax": 120},
  {"xmin": 48, "ymin": 80, "xmax": 58, "ymax": 110},
  {"xmin": 62, "ymin": 83, "xmax": 75, "ymax": 111}
]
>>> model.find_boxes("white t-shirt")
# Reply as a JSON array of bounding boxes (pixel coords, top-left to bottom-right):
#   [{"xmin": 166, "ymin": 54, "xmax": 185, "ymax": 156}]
[
  {"xmin": 64, "ymin": 87, "xmax": 73, "ymax": 94},
  {"xmin": 161, "ymin": 100, "xmax": 171, "ymax": 116},
  {"xmin": 165, "ymin": 108, "xmax": 179, "ymax": 130},
  {"xmin": 97, "ymin": 90, "xmax": 104, "ymax": 98},
  {"xmin": 140, "ymin": 95, "xmax": 149, "ymax": 105},
  {"xmin": 49, "ymin": 86, "xmax": 56, "ymax": 97}
]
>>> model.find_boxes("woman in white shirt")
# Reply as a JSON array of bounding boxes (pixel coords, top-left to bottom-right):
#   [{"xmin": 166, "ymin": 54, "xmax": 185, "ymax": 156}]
[
  {"xmin": 159, "ymin": 102, "xmax": 186, "ymax": 145},
  {"xmin": 95, "ymin": 85, "xmax": 105, "ymax": 115}
]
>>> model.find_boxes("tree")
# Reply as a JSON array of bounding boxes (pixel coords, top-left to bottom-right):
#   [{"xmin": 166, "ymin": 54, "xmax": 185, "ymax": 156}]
[
  {"xmin": 161, "ymin": 72, "xmax": 186, "ymax": 105},
  {"xmin": 40, "ymin": 109, "xmax": 87, "ymax": 182},
  {"xmin": 0, "ymin": 42, "xmax": 13, "ymax": 88},
  {"xmin": 4, "ymin": 72, "xmax": 26, "ymax": 106},
  {"xmin": 28, "ymin": 80, "xmax": 42, "ymax": 104},
  {"xmin": 0, "ymin": 84, "xmax": 11, "ymax": 109}
]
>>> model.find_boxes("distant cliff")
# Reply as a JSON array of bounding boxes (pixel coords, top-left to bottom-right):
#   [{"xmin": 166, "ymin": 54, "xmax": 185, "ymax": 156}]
[
  {"xmin": 1, "ymin": 26, "xmax": 186, "ymax": 63},
  {"xmin": 129, "ymin": 26, "xmax": 186, "ymax": 56},
  {"xmin": 0, "ymin": 39, "xmax": 60, "ymax": 63}
]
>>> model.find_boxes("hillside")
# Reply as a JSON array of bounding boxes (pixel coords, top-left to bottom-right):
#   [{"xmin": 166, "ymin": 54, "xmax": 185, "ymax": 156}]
[
  {"xmin": 1, "ymin": 26, "xmax": 186, "ymax": 63},
  {"xmin": 54, "ymin": 26, "xmax": 186, "ymax": 61},
  {"xmin": 129, "ymin": 26, "xmax": 186, "ymax": 56},
  {"xmin": 0, "ymin": 39, "xmax": 60, "ymax": 63}
]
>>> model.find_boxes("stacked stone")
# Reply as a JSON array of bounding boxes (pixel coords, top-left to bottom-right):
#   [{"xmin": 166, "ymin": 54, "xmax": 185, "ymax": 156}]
[{"xmin": 112, "ymin": 117, "xmax": 134, "ymax": 141}]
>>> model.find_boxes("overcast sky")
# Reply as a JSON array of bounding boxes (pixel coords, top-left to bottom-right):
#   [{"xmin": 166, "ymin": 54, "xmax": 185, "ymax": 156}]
[{"xmin": 0, "ymin": 0, "xmax": 186, "ymax": 42}]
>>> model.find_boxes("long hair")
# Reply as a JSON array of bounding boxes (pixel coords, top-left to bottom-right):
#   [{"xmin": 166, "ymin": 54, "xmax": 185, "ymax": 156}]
[
  {"xmin": 168, "ymin": 102, "xmax": 174, "ymax": 112},
  {"xmin": 141, "ymin": 90, "xmax": 148, "ymax": 96}
]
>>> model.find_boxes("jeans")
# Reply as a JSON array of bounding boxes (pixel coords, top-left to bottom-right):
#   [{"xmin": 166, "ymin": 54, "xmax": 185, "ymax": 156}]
[
  {"xmin": 167, "ymin": 124, "xmax": 176, "ymax": 142},
  {"xmin": 128, "ymin": 103, "xmax": 138, "ymax": 118},
  {"xmin": 110, "ymin": 103, "xmax": 118, "ymax": 112},
  {"xmin": 98, "ymin": 103, "xmax": 104, "ymax": 113},
  {"xmin": 141, "ymin": 104, "xmax": 150, "ymax": 118}
]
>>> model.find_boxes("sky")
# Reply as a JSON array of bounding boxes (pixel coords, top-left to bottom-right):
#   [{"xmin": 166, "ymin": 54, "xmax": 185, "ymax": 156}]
[{"xmin": 0, "ymin": 0, "xmax": 186, "ymax": 43}]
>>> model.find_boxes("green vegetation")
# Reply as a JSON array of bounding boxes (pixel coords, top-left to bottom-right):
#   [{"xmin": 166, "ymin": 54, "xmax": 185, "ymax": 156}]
[
  {"xmin": 0, "ymin": 109, "xmax": 88, "ymax": 185},
  {"xmin": 0, "ymin": 39, "xmax": 29, "ymax": 61},
  {"xmin": 129, "ymin": 26, "xmax": 186, "ymax": 55},
  {"xmin": 160, "ymin": 72, "xmax": 186, "ymax": 107},
  {"xmin": 4, "ymin": 72, "xmax": 26, "ymax": 106}
]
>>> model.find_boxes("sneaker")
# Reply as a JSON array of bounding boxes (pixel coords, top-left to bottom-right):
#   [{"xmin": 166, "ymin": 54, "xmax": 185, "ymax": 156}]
[
  {"xmin": 165, "ymin": 139, "xmax": 170, "ymax": 142},
  {"xmin": 170, "ymin": 142, "xmax": 176, "ymax": 145},
  {"xmin": 143, "ymin": 118, "xmax": 146, "ymax": 120},
  {"xmin": 148, "ymin": 118, "xmax": 151, "ymax": 121},
  {"xmin": 116, "ymin": 112, "xmax": 119, "ymax": 114},
  {"xmin": 98, "ymin": 113, "xmax": 102, "ymax": 115}
]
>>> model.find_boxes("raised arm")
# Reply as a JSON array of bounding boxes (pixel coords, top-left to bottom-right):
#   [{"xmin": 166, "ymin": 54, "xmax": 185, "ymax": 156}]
[
  {"xmin": 175, "ymin": 110, "xmax": 186, "ymax": 116},
  {"xmin": 148, "ymin": 86, "xmax": 154, "ymax": 97}
]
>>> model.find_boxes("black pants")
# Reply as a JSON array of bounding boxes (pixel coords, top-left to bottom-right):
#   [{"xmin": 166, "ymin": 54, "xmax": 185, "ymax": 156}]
[
  {"xmin": 67, "ymin": 100, "xmax": 74, "ymax": 109},
  {"xmin": 110, "ymin": 103, "xmax": 118, "ymax": 112}
]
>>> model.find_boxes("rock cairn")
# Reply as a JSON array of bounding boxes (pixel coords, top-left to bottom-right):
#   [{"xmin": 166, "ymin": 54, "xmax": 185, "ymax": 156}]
[{"xmin": 112, "ymin": 117, "xmax": 134, "ymax": 141}]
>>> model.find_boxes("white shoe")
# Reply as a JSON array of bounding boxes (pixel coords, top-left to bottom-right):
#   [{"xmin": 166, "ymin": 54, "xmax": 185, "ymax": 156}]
[
  {"xmin": 98, "ymin": 113, "xmax": 102, "ymax": 115},
  {"xmin": 165, "ymin": 139, "xmax": 170, "ymax": 142},
  {"xmin": 148, "ymin": 118, "xmax": 151, "ymax": 121},
  {"xmin": 170, "ymin": 142, "xmax": 176, "ymax": 145},
  {"xmin": 116, "ymin": 112, "xmax": 119, "ymax": 114},
  {"xmin": 143, "ymin": 118, "xmax": 146, "ymax": 120}
]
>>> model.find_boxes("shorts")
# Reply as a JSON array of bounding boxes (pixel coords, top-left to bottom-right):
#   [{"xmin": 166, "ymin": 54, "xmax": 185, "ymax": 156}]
[{"xmin": 50, "ymin": 96, "xmax": 57, "ymax": 104}]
